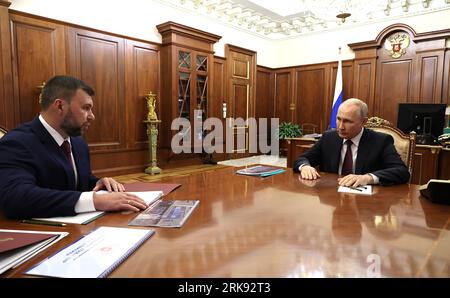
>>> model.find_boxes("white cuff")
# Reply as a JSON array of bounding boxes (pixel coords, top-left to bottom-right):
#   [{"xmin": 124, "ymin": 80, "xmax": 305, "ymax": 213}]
[
  {"xmin": 74, "ymin": 191, "xmax": 96, "ymax": 213},
  {"xmin": 369, "ymin": 173, "xmax": 379, "ymax": 185}
]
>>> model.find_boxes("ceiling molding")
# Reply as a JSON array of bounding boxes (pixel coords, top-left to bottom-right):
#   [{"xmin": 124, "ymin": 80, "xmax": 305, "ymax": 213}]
[{"xmin": 157, "ymin": 0, "xmax": 450, "ymax": 40}]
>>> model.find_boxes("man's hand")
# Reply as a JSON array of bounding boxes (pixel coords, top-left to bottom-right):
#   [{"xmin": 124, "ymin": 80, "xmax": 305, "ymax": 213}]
[
  {"xmin": 338, "ymin": 174, "xmax": 374, "ymax": 188},
  {"xmin": 299, "ymin": 165, "xmax": 321, "ymax": 180},
  {"xmin": 92, "ymin": 177, "xmax": 125, "ymax": 192},
  {"xmin": 93, "ymin": 192, "xmax": 148, "ymax": 212}
]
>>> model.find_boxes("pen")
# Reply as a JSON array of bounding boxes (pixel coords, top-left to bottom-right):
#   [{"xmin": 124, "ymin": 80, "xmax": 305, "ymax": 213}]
[
  {"xmin": 21, "ymin": 219, "xmax": 66, "ymax": 227},
  {"xmin": 347, "ymin": 186, "xmax": 363, "ymax": 192}
]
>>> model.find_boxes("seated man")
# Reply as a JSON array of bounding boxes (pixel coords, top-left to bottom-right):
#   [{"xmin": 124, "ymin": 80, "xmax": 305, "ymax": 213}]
[
  {"xmin": 293, "ymin": 98, "xmax": 410, "ymax": 187},
  {"xmin": 0, "ymin": 75, "xmax": 148, "ymax": 219}
]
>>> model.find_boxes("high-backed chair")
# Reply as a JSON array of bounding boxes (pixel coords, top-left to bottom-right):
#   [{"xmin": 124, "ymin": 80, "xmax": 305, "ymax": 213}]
[
  {"xmin": 0, "ymin": 126, "xmax": 7, "ymax": 139},
  {"xmin": 365, "ymin": 117, "xmax": 416, "ymax": 174},
  {"xmin": 301, "ymin": 123, "xmax": 318, "ymax": 135}
]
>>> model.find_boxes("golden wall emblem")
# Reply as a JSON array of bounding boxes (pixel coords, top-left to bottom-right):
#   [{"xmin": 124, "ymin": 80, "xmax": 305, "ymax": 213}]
[{"xmin": 384, "ymin": 32, "xmax": 410, "ymax": 59}]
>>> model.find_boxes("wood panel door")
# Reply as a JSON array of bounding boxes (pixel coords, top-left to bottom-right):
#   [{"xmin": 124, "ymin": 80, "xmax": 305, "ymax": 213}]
[
  {"xmin": 10, "ymin": 13, "xmax": 66, "ymax": 126},
  {"xmin": 67, "ymin": 28, "xmax": 125, "ymax": 151},
  {"xmin": 225, "ymin": 44, "xmax": 256, "ymax": 158},
  {"xmin": 295, "ymin": 65, "xmax": 329, "ymax": 133},
  {"xmin": 274, "ymin": 69, "xmax": 294, "ymax": 124}
]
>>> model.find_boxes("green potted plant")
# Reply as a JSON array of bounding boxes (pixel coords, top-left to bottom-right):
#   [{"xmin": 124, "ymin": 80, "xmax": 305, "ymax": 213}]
[{"xmin": 278, "ymin": 122, "xmax": 302, "ymax": 156}]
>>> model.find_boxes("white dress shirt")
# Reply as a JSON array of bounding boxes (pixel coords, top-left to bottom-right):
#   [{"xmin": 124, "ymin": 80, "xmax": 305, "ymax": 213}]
[
  {"xmin": 338, "ymin": 127, "xmax": 379, "ymax": 184},
  {"xmin": 39, "ymin": 115, "xmax": 96, "ymax": 213}
]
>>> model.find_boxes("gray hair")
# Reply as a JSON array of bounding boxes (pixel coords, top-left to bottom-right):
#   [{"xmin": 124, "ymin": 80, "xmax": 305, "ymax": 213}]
[{"xmin": 342, "ymin": 98, "xmax": 368, "ymax": 118}]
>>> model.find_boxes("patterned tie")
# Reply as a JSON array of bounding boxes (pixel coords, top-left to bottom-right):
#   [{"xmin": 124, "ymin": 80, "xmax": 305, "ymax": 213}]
[
  {"xmin": 342, "ymin": 140, "xmax": 353, "ymax": 176},
  {"xmin": 61, "ymin": 140, "xmax": 73, "ymax": 168}
]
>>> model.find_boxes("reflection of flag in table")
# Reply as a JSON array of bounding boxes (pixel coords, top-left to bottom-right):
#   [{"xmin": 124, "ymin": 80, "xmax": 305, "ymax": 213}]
[{"xmin": 329, "ymin": 57, "xmax": 343, "ymax": 129}]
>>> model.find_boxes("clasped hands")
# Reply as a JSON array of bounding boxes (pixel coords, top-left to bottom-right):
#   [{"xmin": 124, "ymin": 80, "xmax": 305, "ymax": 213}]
[
  {"xmin": 299, "ymin": 165, "xmax": 374, "ymax": 187},
  {"xmin": 92, "ymin": 177, "xmax": 148, "ymax": 212}
]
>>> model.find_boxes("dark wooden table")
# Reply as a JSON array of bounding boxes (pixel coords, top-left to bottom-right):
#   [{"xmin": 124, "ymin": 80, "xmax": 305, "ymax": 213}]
[{"xmin": 2, "ymin": 166, "xmax": 450, "ymax": 277}]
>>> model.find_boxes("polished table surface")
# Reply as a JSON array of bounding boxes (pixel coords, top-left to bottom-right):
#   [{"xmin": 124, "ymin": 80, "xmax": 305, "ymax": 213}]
[{"xmin": 2, "ymin": 166, "xmax": 450, "ymax": 278}]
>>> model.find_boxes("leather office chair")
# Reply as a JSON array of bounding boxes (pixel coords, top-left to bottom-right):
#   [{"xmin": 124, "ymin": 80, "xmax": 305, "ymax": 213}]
[
  {"xmin": 365, "ymin": 117, "xmax": 416, "ymax": 174},
  {"xmin": 0, "ymin": 126, "xmax": 7, "ymax": 139}
]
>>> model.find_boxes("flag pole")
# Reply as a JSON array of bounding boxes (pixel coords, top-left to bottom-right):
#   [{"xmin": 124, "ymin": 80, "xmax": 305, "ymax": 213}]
[{"xmin": 329, "ymin": 47, "xmax": 343, "ymax": 130}]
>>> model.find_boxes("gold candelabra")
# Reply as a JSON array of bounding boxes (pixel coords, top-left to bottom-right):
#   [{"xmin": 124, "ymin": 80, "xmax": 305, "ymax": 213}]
[{"xmin": 143, "ymin": 92, "xmax": 162, "ymax": 175}]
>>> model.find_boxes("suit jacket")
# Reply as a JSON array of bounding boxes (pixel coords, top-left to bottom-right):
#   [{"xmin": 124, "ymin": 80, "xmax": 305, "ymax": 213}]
[
  {"xmin": 293, "ymin": 129, "xmax": 410, "ymax": 185},
  {"xmin": 0, "ymin": 117, "xmax": 98, "ymax": 218}
]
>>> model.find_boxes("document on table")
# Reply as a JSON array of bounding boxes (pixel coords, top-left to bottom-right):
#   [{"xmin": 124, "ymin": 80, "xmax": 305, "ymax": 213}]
[
  {"xmin": 33, "ymin": 191, "xmax": 164, "ymax": 225},
  {"xmin": 26, "ymin": 226, "xmax": 155, "ymax": 278},
  {"xmin": 338, "ymin": 185, "xmax": 373, "ymax": 195},
  {"xmin": 0, "ymin": 229, "xmax": 69, "ymax": 275}
]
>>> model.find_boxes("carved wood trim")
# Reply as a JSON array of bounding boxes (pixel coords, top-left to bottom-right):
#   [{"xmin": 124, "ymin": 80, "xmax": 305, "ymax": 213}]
[{"xmin": 348, "ymin": 23, "xmax": 450, "ymax": 50}]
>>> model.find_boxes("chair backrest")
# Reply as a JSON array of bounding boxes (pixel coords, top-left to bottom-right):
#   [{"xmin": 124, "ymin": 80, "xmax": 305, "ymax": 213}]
[
  {"xmin": 301, "ymin": 123, "xmax": 318, "ymax": 135},
  {"xmin": 365, "ymin": 117, "xmax": 416, "ymax": 173},
  {"xmin": 0, "ymin": 127, "xmax": 7, "ymax": 139}
]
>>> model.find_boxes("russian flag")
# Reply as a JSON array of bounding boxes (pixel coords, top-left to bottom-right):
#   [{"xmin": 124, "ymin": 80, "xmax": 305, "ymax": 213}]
[{"xmin": 329, "ymin": 57, "xmax": 343, "ymax": 129}]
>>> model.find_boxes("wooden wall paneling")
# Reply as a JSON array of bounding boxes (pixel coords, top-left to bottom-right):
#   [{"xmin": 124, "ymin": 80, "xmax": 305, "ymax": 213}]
[
  {"xmin": 295, "ymin": 65, "xmax": 329, "ymax": 132},
  {"xmin": 0, "ymin": 1, "xmax": 13, "ymax": 129},
  {"xmin": 375, "ymin": 59, "xmax": 413, "ymax": 124},
  {"xmin": 256, "ymin": 66, "xmax": 274, "ymax": 120},
  {"xmin": 211, "ymin": 56, "xmax": 226, "ymax": 161},
  {"xmin": 438, "ymin": 148, "xmax": 450, "ymax": 179},
  {"xmin": 124, "ymin": 39, "xmax": 160, "ymax": 148},
  {"xmin": 443, "ymin": 50, "xmax": 450, "ymax": 106},
  {"xmin": 212, "ymin": 56, "xmax": 226, "ymax": 119},
  {"xmin": 374, "ymin": 36, "xmax": 417, "ymax": 124},
  {"xmin": 67, "ymin": 27, "xmax": 125, "ymax": 150},
  {"xmin": 412, "ymin": 40, "xmax": 445, "ymax": 102},
  {"xmin": 273, "ymin": 69, "xmax": 294, "ymax": 124},
  {"xmin": 9, "ymin": 13, "xmax": 66, "ymax": 126},
  {"xmin": 256, "ymin": 66, "xmax": 274, "ymax": 153},
  {"xmin": 411, "ymin": 145, "xmax": 441, "ymax": 185}
]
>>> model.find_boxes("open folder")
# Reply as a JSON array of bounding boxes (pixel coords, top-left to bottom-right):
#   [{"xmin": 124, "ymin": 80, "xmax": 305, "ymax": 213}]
[{"xmin": 0, "ymin": 229, "xmax": 68, "ymax": 275}]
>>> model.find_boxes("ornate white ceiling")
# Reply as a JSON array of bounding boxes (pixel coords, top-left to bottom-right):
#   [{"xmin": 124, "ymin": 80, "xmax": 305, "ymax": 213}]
[{"xmin": 157, "ymin": 0, "xmax": 450, "ymax": 39}]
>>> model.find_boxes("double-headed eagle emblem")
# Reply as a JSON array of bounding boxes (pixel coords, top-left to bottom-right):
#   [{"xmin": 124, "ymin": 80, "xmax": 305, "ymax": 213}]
[{"xmin": 384, "ymin": 32, "xmax": 410, "ymax": 59}]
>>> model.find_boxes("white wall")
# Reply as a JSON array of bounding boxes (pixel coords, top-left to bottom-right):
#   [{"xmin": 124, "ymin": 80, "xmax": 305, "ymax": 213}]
[
  {"xmin": 9, "ymin": 0, "xmax": 450, "ymax": 68},
  {"xmin": 275, "ymin": 9, "xmax": 450, "ymax": 67}
]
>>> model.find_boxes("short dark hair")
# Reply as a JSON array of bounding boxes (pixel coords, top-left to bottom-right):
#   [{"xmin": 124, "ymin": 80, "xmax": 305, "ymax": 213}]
[{"xmin": 40, "ymin": 75, "xmax": 95, "ymax": 110}]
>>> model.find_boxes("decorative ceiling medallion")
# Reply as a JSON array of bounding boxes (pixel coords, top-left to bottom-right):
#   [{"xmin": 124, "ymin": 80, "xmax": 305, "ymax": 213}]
[{"xmin": 384, "ymin": 32, "xmax": 410, "ymax": 59}]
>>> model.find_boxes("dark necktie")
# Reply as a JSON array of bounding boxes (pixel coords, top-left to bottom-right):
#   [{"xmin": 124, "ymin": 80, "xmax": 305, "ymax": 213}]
[
  {"xmin": 61, "ymin": 140, "xmax": 73, "ymax": 168},
  {"xmin": 342, "ymin": 140, "xmax": 353, "ymax": 176}
]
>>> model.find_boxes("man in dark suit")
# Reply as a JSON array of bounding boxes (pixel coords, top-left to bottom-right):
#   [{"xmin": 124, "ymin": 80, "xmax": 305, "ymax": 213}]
[
  {"xmin": 293, "ymin": 98, "xmax": 410, "ymax": 187},
  {"xmin": 0, "ymin": 75, "xmax": 148, "ymax": 219}
]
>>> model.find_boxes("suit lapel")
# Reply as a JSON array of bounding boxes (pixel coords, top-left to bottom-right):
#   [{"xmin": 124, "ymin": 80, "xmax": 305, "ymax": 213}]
[
  {"xmin": 31, "ymin": 117, "xmax": 77, "ymax": 190},
  {"xmin": 355, "ymin": 129, "xmax": 370, "ymax": 174},
  {"xmin": 71, "ymin": 138, "xmax": 87, "ymax": 190},
  {"xmin": 329, "ymin": 132, "xmax": 343, "ymax": 173}
]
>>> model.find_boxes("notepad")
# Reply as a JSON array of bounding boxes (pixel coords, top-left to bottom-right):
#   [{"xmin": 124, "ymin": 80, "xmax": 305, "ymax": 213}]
[
  {"xmin": 338, "ymin": 185, "xmax": 373, "ymax": 195},
  {"xmin": 26, "ymin": 226, "xmax": 154, "ymax": 278}
]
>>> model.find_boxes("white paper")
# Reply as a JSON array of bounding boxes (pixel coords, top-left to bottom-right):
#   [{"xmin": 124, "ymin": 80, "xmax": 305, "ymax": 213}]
[
  {"xmin": 26, "ymin": 226, "xmax": 154, "ymax": 278},
  {"xmin": 34, "ymin": 211, "xmax": 105, "ymax": 225},
  {"xmin": 96, "ymin": 191, "xmax": 164, "ymax": 205},
  {"xmin": 0, "ymin": 229, "xmax": 69, "ymax": 275},
  {"xmin": 33, "ymin": 191, "xmax": 164, "ymax": 225},
  {"xmin": 338, "ymin": 185, "xmax": 373, "ymax": 195}
]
